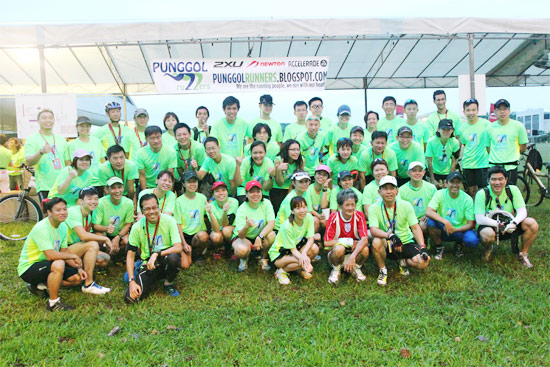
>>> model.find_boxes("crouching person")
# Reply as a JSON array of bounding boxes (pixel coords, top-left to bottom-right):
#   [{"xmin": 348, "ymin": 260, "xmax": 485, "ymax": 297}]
[
  {"xmin": 324, "ymin": 189, "xmax": 370, "ymax": 284},
  {"xmin": 125, "ymin": 194, "xmax": 182, "ymax": 303},
  {"xmin": 369, "ymin": 176, "xmax": 430, "ymax": 286}
]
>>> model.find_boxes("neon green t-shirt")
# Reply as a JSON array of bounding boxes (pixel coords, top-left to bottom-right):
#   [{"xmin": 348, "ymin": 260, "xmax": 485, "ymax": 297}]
[
  {"xmin": 129, "ymin": 128, "xmax": 147, "ymax": 161},
  {"xmin": 275, "ymin": 190, "xmax": 313, "ymax": 230},
  {"xmin": 199, "ymin": 153, "xmax": 236, "ymax": 189},
  {"xmin": 248, "ymin": 117, "xmax": 283, "ymax": 143},
  {"xmin": 362, "ymin": 180, "xmax": 381, "ymax": 207},
  {"xmin": 8, "ymin": 148, "xmax": 25, "ymax": 176},
  {"xmin": 376, "ymin": 116, "xmax": 406, "ymax": 144},
  {"xmin": 425, "ymin": 136, "xmax": 460, "ymax": 175},
  {"xmin": 0, "ymin": 146, "xmax": 11, "ymax": 169},
  {"xmin": 48, "ymin": 167, "xmax": 94, "ymax": 207},
  {"xmin": 283, "ymin": 123, "xmax": 307, "ymax": 141},
  {"xmin": 389, "ymin": 141, "xmax": 426, "ymax": 178},
  {"xmin": 95, "ymin": 195, "xmax": 134, "ymax": 236},
  {"xmin": 326, "ymin": 124, "xmax": 352, "ymax": 154},
  {"xmin": 128, "ymin": 214, "xmax": 181, "ymax": 261},
  {"xmin": 296, "ymin": 131, "xmax": 327, "ymax": 175},
  {"xmin": 65, "ymin": 136, "xmax": 105, "ymax": 185},
  {"xmin": 269, "ymin": 213, "xmax": 315, "ymax": 262},
  {"xmin": 428, "ymin": 188, "xmax": 474, "ymax": 228},
  {"xmin": 358, "ymin": 147, "xmax": 398, "ymax": 176},
  {"xmin": 327, "ymin": 155, "xmax": 358, "ymax": 185},
  {"xmin": 92, "ymin": 123, "xmax": 132, "ymax": 153},
  {"xmin": 426, "ymin": 110, "xmax": 462, "ymax": 136},
  {"xmin": 474, "ymin": 185, "xmax": 525, "ymax": 216},
  {"xmin": 175, "ymin": 141, "xmax": 207, "ymax": 171},
  {"xmin": 138, "ymin": 189, "xmax": 176, "ymax": 214},
  {"xmin": 161, "ymin": 132, "xmax": 177, "ymax": 149},
  {"xmin": 329, "ymin": 186, "xmax": 363, "ymax": 211},
  {"xmin": 174, "ymin": 193, "xmax": 208, "ymax": 235},
  {"xmin": 65, "ymin": 205, "xmax": 94, "ymax": 244},
  {"xmin": 368, "ymin": 198, "xmax": 418, "ymax": 244},
  {"xmin": 243, "ymin": 141, "xmax": 280, "ymax": 163},
  {"xmin": 210, "ymin": 117, "xmax": 248, "ymax": 157},
  {"xmin": 404, "ymin": 121, "xmax": 431, "ymax": 146},
  {"xmin": 351, "ymin": 143, "xmax": 366, "ymax": 160},
  {"xmin": 305, "ymin": 184, "xmax": 331, "ymax": 214},
  {"xmin": 24, "ymin": 132, "xmax": 69, "ymax": 192},
  {"xmin": 17, "ymin": 218, "xmax": 68, "ymax": 276},
  {"xmin": 318, "ymin": 116, "xmax": 333, "ymax": 133},
  {"xmin": 206, "ymin": 198, "xmax": 239, "ymax": 227},
  {"xmin": 272, "ymin": 158, "xmax": 298, "ymax": 190},
  {"xmin": 458, "ymin": 118, "xmax": 490, "ymax": 169},
  {"xmin": 97, "ymin": 160, "xmax": 139, "ymax": 196},
  {"xmin": 135, "ymin": 145, "xmax": 177, "ymax": 188},
  {"xmin": 233, "ymin": 200, "xmax": 275, "ymax": 239},
  {"xmin": 486, "ymin": 119, "xmax": 529, "ymax": 170},
  {"xmin": 238, "ymin": 156, "xmax": 274, "ymax": 196},
  {"xmin": 398, "ymin": 181, "xmax": 437, "ymax": 219}
]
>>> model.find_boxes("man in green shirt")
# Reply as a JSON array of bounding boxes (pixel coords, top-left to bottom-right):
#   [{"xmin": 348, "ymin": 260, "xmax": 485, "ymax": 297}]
[
  {"xmin": 296, "ymin": 115, "xmax": 328, "ymax": 175},
  {"xmin": 459, "ymin": 98, "xmax": 491, "ymax": 197},
  {"xmin": 426, "ymin": 90, "xmax": 462, "ymax": 136},
  {"xmin": 376, "ymin": 96, "xmax": 406, "ymax": 145},
  {"xmin": 389, "ymin": 126, "xmax": 426, "ymax": 186},
  {"xmin": 474, "ymin": 166, "xmax": 538, "ymax": 267},
  {"xmin": 486, "ymin": 99, "xmax": 529, "ymax": 185},
  {"xmin": 92, "ymin": 101, "xmax": 132, "ymax": 155},
  {"xmin": 425, "ymin": 119, "xmax": 460, "ymax": 188},
  {"xmin": 248, "ymin": 95, "xmax": 283, "ymax": 145},
  {"xmin": 125, "ymin": 194, "xmax": 183, "ymax": 303},
  {"xmin": 402, "ymin": 99, "xmax": 431, "ymax": 148},
  {"xmin": 210, "ymin": 96, "xmax": 248, "ymax": 157},
  {"xmin": 174, "ymin": 122, "xmax": 206, "ymax": 177},
  {"xmin": 358, "ymin": 131, "xmax": 398, "ymax": 187},
  {"xmin": 326, "ymin": 105, "xmax": 353, "ymax": 155},
  {"xmin": 97, "ymin": 145, "xmax": 138, "ymax": 201},
  {"xmin": 283, "ymin": 101, "xmax": 308, "ymax": 141},
  {"xmin": 198, "ymin": 137, "xmax": 241, "ymax": 195},
  {"xmin": 193, "ymin": 106, "xmax": 211, "ymax": 144},
  {"xmin": 369, "ymin": 176, "xmax": 430, "ymax": 286},
  {"xmin": 426, "ymin": 172, "xmax": 479, "ymax": 260},
  {"xmin": 135, "ymin": 126, "xmax": 177, "ymax": 189},
  {"xmin": 308, "ymin": 97, "xmax": 333, "ymax": 133},
  {"xmin": 129, "ymin": 108, "xmax": 149, "ymax": 161}
]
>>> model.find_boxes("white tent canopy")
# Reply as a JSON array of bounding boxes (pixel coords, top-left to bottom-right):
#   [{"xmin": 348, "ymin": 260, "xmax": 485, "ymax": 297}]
[{"xmin": 0, "ymin": 17, "xmax": 549, "ymax": 95}]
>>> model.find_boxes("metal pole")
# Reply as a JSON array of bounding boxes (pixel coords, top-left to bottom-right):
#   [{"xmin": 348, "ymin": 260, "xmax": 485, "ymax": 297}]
[
  {"xmin": 468, "ymin": 33, "xmax": 475, "ymax": 98},
  {"xmin": 363, "ymin": 77, "xmax": 368, "ymax": 115},
  {"xmin": 38, "ymin": 46, "xmax": 47, "ymax": 93},
  {"xmin": 122, "ymin": 84, "xmax": 127, "ymax": 124}
]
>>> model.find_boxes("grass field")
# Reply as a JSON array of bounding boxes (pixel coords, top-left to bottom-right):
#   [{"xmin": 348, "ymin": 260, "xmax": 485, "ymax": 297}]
[{"xmin": 1, "ymin": 199, "xmax": 549, "ymax": 367}]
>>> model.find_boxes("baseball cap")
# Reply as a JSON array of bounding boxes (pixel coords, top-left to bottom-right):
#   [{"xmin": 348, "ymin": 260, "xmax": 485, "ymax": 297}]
[
  {"xmin": 446, "ymin": 171, "xmax": 465, "ymax": 182},
  {"xmin": 494, "ymin": 98, "xmax": 510, "ymax": 109},
  {"xmin": 408, "ymin": 161, "xmax": 425, "ymax": 171},
  {"xmin": 212, "ymin": 181, "xmax": 227, "ymax": 191},
  {"xmin": 259, "ymin": 95, "xmax": 274, "ymax": 105},
  {"xmin": 379, "ymin": 175, "xmax": 398, "ymax": 188},
  {"xmin": 291, "ymin": 171, "xmax": 311, "ymax": 181},
  {"xmin": 182, "ymin": 170, "xmax": 198, "ymax": 181},
  {"xmin": 245, "ymin": 180, "xmax": 262, "ymax": 191},
  {"xmin": 397, "ymin": 126, "xmax": 413, "ymax": 136},
  {"xmin": 337, "ymin": 105, "xmax": 351, "ymax": 116},
  {"xmin": 106, "ymin": 176, "xmax": 123, "ymax": 187},
  {"xmin": 76, "ymin": 116, "xmax": 91, "ymax": 125},
  {"xmin": 315, "ymin": 164, "xmax": 331, "ymax": 175},
  {"xmin": 73, "ymin": 149, "xmax": 92, "ymax": 159},
  {"xmin": 338, "ymin": 170, "xmax": 352, "ymax": 180},
  {"xmin": 134, "ymin": 108, "xmax": 149, "ymax": 118},
  {"xmin": 438, "ymin": 119, "xmax": 454, "ymax": 130},
  {"xmin": 350, "ymin": 126, "xmax": 364, "ymax": 135}
]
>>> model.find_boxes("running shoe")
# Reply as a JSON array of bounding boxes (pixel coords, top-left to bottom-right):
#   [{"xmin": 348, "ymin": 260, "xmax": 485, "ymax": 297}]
[
  {"xmin": 27, "ymin": 283, "xmax": 49, "ymax": 299},
  {"xmin": 46, "ymin": 299, "xmax": 74, "ymax": 312},
  {"xmin": 434, "ymin": 246, "xmax": 445, "ymax": 260},
  {"xmin": 275, "ymin": 268, "xmax": 291, "ymax": 285},
  {"xmin": 238, "ymin": 258, "xmax": 249, "ymax": 272},
  {"xmin": 301, "ymin": 270, "xmax": 313, "ymax": 280},
  {"xmin": 164, "ymin": 284, "xmax": 180, "ymax": 297},
  {"xmin": 328, "ymin": 268, "xmax": 340, "ymax": 284},
  {"xmin": 259, "ymin": 258, "xmax": 271, "ymax": 271},
  {"xmin": 81, "ymin": 282, "xmax": 111, "ymax": 294},
  {"xmin": 518, "ymin": 252, "xmax": 533, "ymax": 268},
  {"xmin": 351, "ymin": 265, "xmax": 366, "ymax": 282},
  {"xmin": 377, "ymin": 269, "xmax": 388, "ymax": 286},
  {"xmin": 455, "ymin": 243, "xmax": 464, "ymax": 258},
  {"xmin": 483, "ymin": 244, "xmax": 493, "ymax": 262}
]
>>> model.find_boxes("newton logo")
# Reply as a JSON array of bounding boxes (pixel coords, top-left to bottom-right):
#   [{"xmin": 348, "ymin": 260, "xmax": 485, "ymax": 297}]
[
  {"xmin": 256, "ymin": 219, "xmax": 265, "ymax": 229},
  {"xmin": 413, "ymin": 198, "xmax": 423, "ymax": 207},
  {"xmin": 153, "ymin": 235, "xmax": 164, "ymax": 251},
  {"xmin": 497, "ymin": 134, "xmax": 507, "ymax": 144},
  {"xmin": 310, "ymin": 147, "xmax": 319, "ymax": 156},
  {"xmin": 446, "ymin": 208, "xmax": 457, "ymax": 218},
  {"xmin": 111, "ymin": 216, "xmax": 121, "ymax": 227},
  {"xmin": 400, "ymin": 159, "xmax": 409, "ymax": 167},
  {"xmin": 152, "ymin": 162, "xmax": 160, "ymax": 170},
  {"xmin": 469, "ymin": 133, "xmax": 478, "ymax": 143},
  {"xmin": 190, "ymin": 209, "xmax": 200, "ymax": 219},
  {"xmin": 228, "ymin": 134, "xmax": 237, "ymax": 142}
]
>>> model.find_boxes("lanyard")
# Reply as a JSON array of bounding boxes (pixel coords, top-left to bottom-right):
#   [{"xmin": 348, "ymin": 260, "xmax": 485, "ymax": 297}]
[
  {"xmin": 134, "ymin": 128, "xmax": 146, "ymax": 147},
  {"xmin": 437, "ymin": 110, "xmax": 448, "ymax": 121},
  {"xmin": 39, "ymin": 133, "xmax": 57, "ymax": 158},
  {"xmin": 109, "ymin": 123, "xmax": 122, "ymax": 145},
  {"xmin": 154, "ymin": 189, "xmax": 167, "ymax": 213},
  {"xmin": 111, "ymin": 165, "xmax": 125, "ymax": 182},
  {"xmin": 84, "ymin": 212, "xmax": 93, "ymax": 232},
  {"xmin": 178, "ymin": 144, "xmax": 191, "ymax": 170},
  {"xmin": 382, "ymin": 201, "xmax": 397, "ymax": 233},
  {"xmin": 146, "ymin": 217, "xmax": 160, "ymax": 254}
]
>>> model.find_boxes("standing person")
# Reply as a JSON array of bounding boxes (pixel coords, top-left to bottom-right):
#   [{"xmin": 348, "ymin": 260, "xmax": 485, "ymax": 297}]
[
  {"xmin": 363, "ymin": 111, "xmax": 379, "ymax": 146},
  {"xmin": 326, "ymin": 105, "xmax": 353, "ymax": 155},
  {"xmin": 327, "ymin": 138, "xmax": 358, "ymax": 186},
  {"xmin": 24, "ymin": 108, "xmax": 69, "ymax": 204},
  {"xmin": 271, "ymin": 139, "xmax": 304, "ymax": 213},
  {"xmin": 398, "ymin": 162, "xmax": 437, "ymax": 240},
  {"xmin": 125, "ymin": 194, "xmax": 183, "ymax": 303},
  {"xmin": 248, "ymin": 95, "xmax": 283, "ymax": 146},
  {"xmin": 425, "ymin": 119, "xmax": 460, "ymax": 189},
  {"xmin": 18, "ymin": 198, "xmax": 88, "ymax": 311},
  {"xmin": 93, "ymin": 101, "xmax": 131, "ymax": 155},
  {"xmin": 97, "ymin": 145, "xmax": 138, "ymax": 201},
  {"xmin": 350, "ymin": 126, "xmax": 367, "ymax": 160},
  {"xmin": 8, "ymin": 137, "xmax": 25, "ymax": 190},
  {"xmin": 358, "ymin": 131, "xmax": 398, "ymax": 187},
  {"xmin": 296, "ymin": 115, "xmax": 328, "ymax": 176},
  {"xmin": 137, "ymin": 170, "xmax": 177, "ymax": 216},
  {"xmin": 305, "ymin": 165, "xmax": 331, "ymax": 233},
  {"xmin": 232, "ymin": 181, "xmax": 276, "ymax": 272},
  {"xmin": 402, "ymin": 99, "xmax": 431, "ymax": 148},
  {"xmin": 486, "ymin": 99, "xmax": 528, "ymax": 185},
  {"xmin": 129, "ymin": 108, "xmax": 149, "ymax": 160},
  {"xmin": 376, "ymin": 96, "xmax": 406, "ymax": 145},
  {"xmin": 48, "ymin": 149, "xmax": 95, "ymax": 208},
  {"xmin": 330, "ymin": 170, "xmax": 363, "ymax": 212},
  {"xmin": 208, "ymin": 181, "xmax": 239, "ymax": 258},
  {"xmin": 135, "ymin": 126, "xmax": 177, "ymax": 190},
  {"xmin": 238, "ymin": 141, "xmax": 275, "ymax": 202},
  {"xmin": 475, "ymin": 166, "xmax": 538, "ymax": 266},
  {"xmin": 269, "ymin": 196, "xmax": 318, "ymax": 284},
  {"xmin": 275, "ymin": 170, "xmax": 312, "ymax": 231},
  {"xmin": 308, "ymin": 97, "xmax": 333, "ymax": 133},
  {"xmin": 283, "ymin": 101, "xmax": 308, "ymax": 141},
  {"xmin": 192, "ymin": 106, "xmax": 211, "ymax": 144},
  {"xmin": 174, "ymin": 122, "xmax": 206, "ymax": 178},
  {"xmin": 426, "ymin": 172, "xmax": 479, "ymax": 260},
  {"xmin": 198, "ymin": 137, "xmax": 240, "ymax": 195},
  {"xmin": 458, "ymin": 98, "xmax": 491, "ymax": 196},
  {"xmin": 161, "ymin": 112, "xmax": 179, "ymax": 148},
  {"xmin": 243, "ymin": 123, "xmax": 280, "ymax": 162},
  {"xmin": 426, "ymin": 90, "xmax": 462, "ymax": 136},
  {"xmin": 389, "ymin": 126, "xmax": 426, "ymax": 186},
  {"xmin": 0, "ymin": 134, "xmax": 11, "ymax": 193},
  {"xmin": 210, "ymin": 96, "xmax": 248, "ymax": 157},
  {"xmin": 324, "ymin": 189, "xmax": 370, "ymax": 284}
]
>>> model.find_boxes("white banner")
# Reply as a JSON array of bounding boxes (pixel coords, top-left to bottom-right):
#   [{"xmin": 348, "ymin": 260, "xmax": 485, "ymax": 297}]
[
  {"xmin": 16, "ymin": 94, "xmax": 77, "ymax": 139},
  {"xmin": 151, "ymin": 57, "xmax": 329, "ymax": 94}
]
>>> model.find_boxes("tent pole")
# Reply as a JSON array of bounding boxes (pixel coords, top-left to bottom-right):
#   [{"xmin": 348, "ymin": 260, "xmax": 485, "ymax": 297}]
[
  {"xmin": 363, "ymin": 77, "xmax": 368, "ymax": 114},
  {"xmin": 39, "ymin": 46, "xmax": 47, "ymax": 93},
  {"xmin": 468, "ymin": 33, "xmax": 475, "ymax": 98},
  {"xmin": 122, "ymin": 84, "xmax": 127, "ymax": 123}
]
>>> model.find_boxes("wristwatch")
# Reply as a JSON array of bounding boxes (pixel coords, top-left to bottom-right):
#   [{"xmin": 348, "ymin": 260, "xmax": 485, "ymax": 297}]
[
  {"xmin": 259, "ymin": 234, "xmax": 265, "ymax": 240},
  {"xmin": 129, "ymin": 278, "xmax": 135, "ymax": 283}
]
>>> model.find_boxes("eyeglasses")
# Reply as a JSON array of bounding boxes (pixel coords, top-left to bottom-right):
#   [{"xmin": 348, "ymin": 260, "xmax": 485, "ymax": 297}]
[
  {"xmin": 310, "ymin": 104, "xmax": 323, "ymax": 109},
  {"xmin": 338, "ymin": 137, "xmax": 352, "ymax": 143},
  {"xmin": 288, "ymin": 147, "xmax": 301, "ymax": 152},
  {"xmin": 465, "ymin": 98, "xmax": 478, "ymax": 104}
]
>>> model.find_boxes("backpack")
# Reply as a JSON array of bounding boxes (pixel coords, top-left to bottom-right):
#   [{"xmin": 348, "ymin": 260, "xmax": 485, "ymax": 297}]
[
  {"xmin": 526, "ymin": 147, "xmax": 543, "ymax": 171},
  {"xmin": 484, "ymin": 186, "xmax": 515, "ymax": 213},
  {"xmin": 193, "ymin": 126, "xmax": 211, "ymax": 141}
]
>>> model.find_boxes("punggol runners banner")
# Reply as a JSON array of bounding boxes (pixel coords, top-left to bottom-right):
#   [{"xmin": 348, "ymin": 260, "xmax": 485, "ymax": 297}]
[{"xmin": 151, "ymin": 57, "xmax": 329, "ymax": 94}]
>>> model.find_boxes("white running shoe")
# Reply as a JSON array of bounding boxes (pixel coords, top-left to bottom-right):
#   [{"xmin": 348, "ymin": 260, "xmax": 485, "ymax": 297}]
[
  {"xmin": 328, "ymin": 268, "xmax": 341, "ymax": 284},
  {"xmin": 434, "ymin": 246, "xmax": 445, "ymax": 260},
  {"xmin": 82, "ymin": 282, "xmax": 110, "ymax": 294},
  {"xmin": 238, "ymin": 258, "xmax": 249, "ymax": 272},
  {"xmin": 351, "ymin": 264, "xmax": 366, "ymax": 282},
  {"xmin": 377, "ymin": 269, "xmax": 388, "ymax": 286},
  {"xmin": 518, "ymin": 252, "xmax": 533, "ymax": 268},
  {"xmin": 275, "ymin": 268, "xmax": 291, "ymax": 285}
]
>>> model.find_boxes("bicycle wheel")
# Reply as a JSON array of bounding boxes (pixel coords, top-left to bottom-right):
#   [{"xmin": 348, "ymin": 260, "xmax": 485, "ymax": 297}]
[
  {"xmin": 515, "ymin": 175, "xmax": 530, "ymax": 206},
  {"xmin": 0, "ymin": 194, "xmax": 42, "ymax": 241}
]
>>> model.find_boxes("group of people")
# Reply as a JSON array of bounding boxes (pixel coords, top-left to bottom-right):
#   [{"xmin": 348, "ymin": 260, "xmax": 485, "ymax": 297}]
[{"xmin": 15, "ymin": 90, "xmax": 539, "ymax": 311}]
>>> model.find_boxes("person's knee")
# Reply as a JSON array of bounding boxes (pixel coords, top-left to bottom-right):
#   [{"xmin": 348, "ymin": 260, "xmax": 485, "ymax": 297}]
[
  {"xmin": 87, "ymin": 241, "xmax": 99, "ymax": 252},
  {"xmin": 524, "ymin": 218, "xmax": 539, "ymax": 233},
  {"xmin": 331, "ymin": 245, "xmax": 346, "ymax": 257},
  {"xmin": 222, "ymin": 227, "xmax": 233, "ymax": 239},
  {"xmin": 234, "ymin": 243, "xmax": 250, "ymax": 258},
  {"xmin": 210, "ymin": 232, "xmax": 223, "ymax": 244},
  {"xmin": 51, "ymin": 260, "xmax": 65, "ymax": 273},
  {"xmin": 266, "ymin": 231, "xmax": 276, "ymax": 243},
  {"xmin": 479, "ymin": 228, "xmax": 495, "ymax": 243},
  {"xmin": 197, "ymin": 231, "xmax": 209, "ymax": 244},
  {"xmin": 166, "ymin": 253, "xmax": 181, "ymax": 268},
  {"xmin": 371, "ymin": 238, "xmax": 385, "ymax": 253},
  {"xmin": 308, "ymin": 244, "xmax": 319, "ymax": 257},
  {"xmin": 360, "ymin": 246, "xmax": 370, "ymax": 258}
]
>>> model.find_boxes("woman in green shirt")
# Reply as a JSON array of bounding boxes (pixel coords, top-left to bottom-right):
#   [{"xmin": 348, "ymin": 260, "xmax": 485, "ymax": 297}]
[
  {"xmin": 426, "ymin": 119, "xmax": 460, "ymax": 189},
  {"xmin": 269, "ymin": 196, "xmax": 318, "ymax": 285},
  {"xmin": 49, "ymin": 149, "xmax": 94, "ymax": 207},
  {"xmin": 161, "ymin": 112, "xmax": 179, "ymax": 148},
  {"xmin": 362, "ymin": 158, "xmax": 390, "ymax": 216},
  {"xmin": 327, "ymin": 138, "xmax": 358, "ymax": 186},
  {"xmin": 8, "ymin": 137, "xmax": 24, "ymax": 190},
  {"xmin": 208, "ymin": 181, "xmax": 239, "ymax": 258},
  {"xmin": 137, "ymin": 170, "xmax": 177, "ymax": 217},
  {"xmin": 243, "ymin": 123, "xmax": 280, "ymax": 162},
  {"xmin": 238, "ymin": 140, "xmax": 275, "ymax": 202},
  {"xmin": 271, "ymin": 139, "xmax": 304, "ymax": 214}
]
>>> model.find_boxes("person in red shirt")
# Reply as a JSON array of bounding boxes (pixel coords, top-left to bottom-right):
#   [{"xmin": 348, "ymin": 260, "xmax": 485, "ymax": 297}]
[{"xmin": 324, "ymin": 188, "xmax": 370, "ymax": 284}]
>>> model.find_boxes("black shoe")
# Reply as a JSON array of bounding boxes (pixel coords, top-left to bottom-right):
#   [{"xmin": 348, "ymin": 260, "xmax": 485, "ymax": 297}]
[
  {"xmin": 194, "ymin": 257, "xmax": 205, "ymax": 266},
  {"xmin": 27, "ymin": 283, "xmax": 49, "ymax": 299},
  {"xmin": 46, "ymin": 299, "xmax": 75, "ymax": 312}
]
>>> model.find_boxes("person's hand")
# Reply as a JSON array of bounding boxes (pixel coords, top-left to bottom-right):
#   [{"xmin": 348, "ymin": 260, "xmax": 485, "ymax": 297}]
[
  {"xmin": 190, "ymin": 158, "xmax": 198, "ymax": 169},
  {"xmin": 268, "ymin": 167, "xmax": 276, "ymax": 177},
  {"xmin": 504, "ymin": 222, "xmax": 517, "ymax": 234},
  {"xmin": 135, "ymin": 213, "xmax": 144, "ymax": 222},
  {"xmin": 253, "ymin": 237, "xmax": 262, "ymax": 251},
  {"xmin": 205, "ymin": 202, "xmax": 212, "ymax": 213},
  {"xmin": 107, "ymin": 218, "xmax": 115, "ymax": 234},
  {"xmin": 322, "ymin": 179, "xmax": 330, "ymax": 190},
  {"xmin": 344, "ymin": 255, "xmax": 356, "ymax": 273},
  {"xmin": 223, "ymin": 202, "xmax": 231, "ymax": 212},
  {"xmin": 278, "ymin": 162, "xmax": 288, "ymax": 172},
  {"xmin": 40, "ymin": 144, "xmax": 53, "ymax": 155},
  {"xmin": 300, "ymin": 255, "xmax": 313, "ymax": 272},
  {"xmin": 420, "ymin": 247, "xmax": 430, "ymax": 261},
  {"xmin": 129, "ymin": 281, "xmax": 142, "ymax": 300},
  {"xmin": 68, "ymin": 168, "xmax": 78, "ymax": 179},
  {"xmin": 443, "ymin": 220, "xmax": 454, "ymax": 234},
  {"xmin": 235, "ymin": 156, "xmax": 243, "ymax": 166},
  {"xmin": 147, "ymin": 253, "xmax": 158, "ymax": 270},
  {"xmin": 201, "ymin": 124, "xmax": 209, "ymax": 133},
  {"xmin": 72, "ymin": 255, "xmax": 83, "ymax": 267},
  {"xmin": 77, "ymin": 267, "xmax": 87, "ymax": 280},
  {"xmin": 183, "ymin": 243, "xmax": 192, "ymax": 254},
  {"xmin": 245, "ymin": 216, "xmax": 255, "ymax": 229},
  {"xmin": 109, "ymin": 237, "xmax": 119, "ymax": 254}
]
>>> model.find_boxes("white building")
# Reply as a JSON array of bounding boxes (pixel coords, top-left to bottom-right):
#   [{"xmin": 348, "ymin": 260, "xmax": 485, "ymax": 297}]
[{"xmin": 515, "ymin": 109, "xmax": 550, "ymax": 136}]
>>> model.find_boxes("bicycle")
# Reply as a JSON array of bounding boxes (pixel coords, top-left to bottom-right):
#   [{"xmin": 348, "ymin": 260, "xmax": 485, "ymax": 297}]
[
  {"xmin": 518, "ymin": 143, "xmax": 549, "ymax": 207},
  {"xmin": 0, "ymin": 165, "xmax": 43, "ymax": 241}
]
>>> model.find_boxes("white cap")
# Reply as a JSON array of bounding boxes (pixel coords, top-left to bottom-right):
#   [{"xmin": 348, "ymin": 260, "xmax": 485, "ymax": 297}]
[
  {"xmin": 408, "ymin": 161, "xmax": 425, "ymax": 170},
  {"xmin": 379, "ymin": 175, "xmax": 398, "ymax": 188}
]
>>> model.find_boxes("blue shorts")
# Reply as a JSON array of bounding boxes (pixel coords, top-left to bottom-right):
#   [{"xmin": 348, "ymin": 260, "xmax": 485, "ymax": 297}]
[{"xmin": 427, "ymin": 218, "xmax": 479, "ymax": 248}]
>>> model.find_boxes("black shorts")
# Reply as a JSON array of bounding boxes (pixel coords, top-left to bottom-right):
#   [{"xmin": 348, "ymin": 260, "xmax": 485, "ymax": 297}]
[
  {"xmin": 20, "ymin": 260, "xmax": 79, "ymax": 285},
  {"xmin": 477, "ymin": 224, "xmax": 524, "ymax": 241},
  {"xmin": 386, "ymin": 242, "xmax": 421, "ymax": 260},
  {"xmin": 183, "ymin": 233, "xmax": 196, "ymax": 245},
  {"xmin": 463, "ymin": 168, "xmax": 488, "ymax": 188},
  {"xmin": 271, "ymin": 237, "xmax": 308, "ymax": 263}
]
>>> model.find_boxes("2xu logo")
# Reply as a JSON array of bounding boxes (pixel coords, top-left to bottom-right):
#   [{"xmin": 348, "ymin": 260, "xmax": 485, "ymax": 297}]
[{"xmin": 213, "ymin": 61, "xmax": 244, "ymax": 68}]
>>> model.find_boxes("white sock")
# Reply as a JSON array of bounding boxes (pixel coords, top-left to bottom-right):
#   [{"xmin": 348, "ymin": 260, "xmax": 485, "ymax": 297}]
[
  {"xmin": 48, "ymin": 298, "xmax": 60, "ymax": 306},
  {"xmin": 354, "ymin": 263, "xmax": 362, "ymax": 269},
  {"xmin": 332, "ymin": 264, "xmax": 342, "ymax": 271}
]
